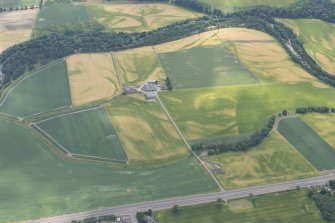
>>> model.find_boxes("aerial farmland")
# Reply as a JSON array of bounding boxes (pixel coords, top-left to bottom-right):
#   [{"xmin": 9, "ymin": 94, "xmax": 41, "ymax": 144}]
[{"xmin": 0, "ymin": 0, "xmax": 334, "ymax": 222}]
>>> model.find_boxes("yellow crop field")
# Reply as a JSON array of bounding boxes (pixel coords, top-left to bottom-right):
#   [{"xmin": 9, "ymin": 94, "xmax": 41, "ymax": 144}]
[
  {"xmin": 204, "ymin": 132, "xmax": 318, "ymax": 189},
  {"xmin": 66, "ymin": 53, "xmax": 121, "ymax": 106},
  {"xmin": 233, "ymin": 41, "xmax": 324, "ymax": 86},
  {"xmin": 107, "ymin": 95, "xmax": 189, "ymax": 166},
  {"xmin": 0, "ymin": 29, "xmax": 32, "ymax": 53}
]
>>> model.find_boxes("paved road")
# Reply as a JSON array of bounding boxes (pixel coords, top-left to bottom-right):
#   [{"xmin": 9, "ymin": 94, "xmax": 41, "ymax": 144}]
[{"xmin": 27, "ymin": 174, "xmax": 335, "ymax": 223}]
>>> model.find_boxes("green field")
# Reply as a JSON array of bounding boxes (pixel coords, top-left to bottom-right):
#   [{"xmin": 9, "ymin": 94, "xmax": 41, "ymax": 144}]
[
  {"xmin": 156, "ymin": 190, "xmax": 324, "ymax": 223},
  {"xmin": 201, "ymin": 0, "xmax": 297, "ymax": 12},
  {"xmin": 0, "ymin": 0, "xmax": 36, "ymax": 8},
  {"xmin": 278, "ymin": 117, "xmax": 335, "ymax": 170},
  {"xmin": 278, "ymin": 19, "xmax": 335, "ymax": 74},
  {"xmin": 158, "ymin": 45, "xmax": 259, "ymax": 89},
  {"xmin": 37, "ymin": 107, "xmax": 127, "ymax": 161},
  {"xmin": 35, "ymin": 3, "xmax": 91, "ymax": 28},
  {"xmin": 107, "ymin": 95, "xmax": 189, "ymax": 165},
  {"xmin": 0, "ymin": 118, "xmax": 217, "ymax": 222},
  {"xmin": 159, "ymin": 83, "xmax": 335, "ymax": 139},
  {"xmin": 204, "ymin": 132, "xmax": 317, "ymax": 189},
  {"xmin": 302, "ymin": 114, "xmax": 335, "ymax": 149},
  {"xmin": 115, "ymin": 47, "xmax": 166, "ymax": 85},
  {"xmin": 0, "ymin": 61, "xmax": 72, "ymax": 117}
]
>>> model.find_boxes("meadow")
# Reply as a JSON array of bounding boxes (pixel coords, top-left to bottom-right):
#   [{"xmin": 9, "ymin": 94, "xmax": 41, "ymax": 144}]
[
  {"xmin": 302, "ymin": 114, "xmax": 335, "ymax": 149},
  {"xmin": 278, "ymin": 19, "xmax": 335, "ymax": 75},
  {"xmin": 35, "ymin": 3, "xmax": 91, "ymax": 28},
  {"xmin": 278, "ymin": 117, "xmax": 335, "ymax": 170},
  {"xmin": 0, "ymin": 0, "xmax": 36, "ymax": 8},
  {"xmin": 156, "ymin": 190, "xmax": 324, "ymax": 223},
  {"xmin": 200, "ymin": 0, "xmax": 297, "ymax": 12},
  {"xmin": 159, "ymin": 83, "xmax": 335, "ymax": 139},
  {"xmin": 115, "ymin": 47, "xmax": 166, "ymax": 85},
  {"xmin": 107, "ymin": 95, "xmax": 189, "ymax": 166},
  {"xmin": 158, "ymin": 44, "xmax": 259, "ymax": 89},
  {"xmin": 88, "ymin": 3, "xmax": 201, "ymax": 32},
  {"xmin": 204, "ymin": 132, "xmax": 318, "ymax": 189},
  {"xmin": 66, "ymin": 53, "xmax": 121, "ymax": 106},
  {"xmin": 0, "ymin": 61, "xmax": 72, "ymax": 117},
  {"xmin": 0, "ymin": 118, "xmax": 218, "ymax": 222},
  {"xmin": 37, "ymin": 107, "xmax": 127, "ymax": 161}
]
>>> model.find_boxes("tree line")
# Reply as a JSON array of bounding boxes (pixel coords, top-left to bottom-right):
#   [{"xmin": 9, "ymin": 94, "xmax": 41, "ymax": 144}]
[
  {"xmin": 71, "ymin": 214, "xmax": 117, "ymax": 223},
  {"xmin": 1, "ymin": 0, "xmax": 335, "ymax": 86},
  {"xmin": 308, "ymin": 187, "xmax": 335, "ymax": 223},
  {"xmin": 296, "ymin": 106, "xmax": 335, "ymax": 114},
  {"xmin": 192, "ymin": 116, "xmax": 275, "ymax": 155}
]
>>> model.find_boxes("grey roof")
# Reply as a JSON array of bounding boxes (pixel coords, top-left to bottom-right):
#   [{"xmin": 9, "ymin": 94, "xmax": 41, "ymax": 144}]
[
  {"xmin": 145, "ymin": 92, "xmax": 157, "ymax": 99},
  {"xmin": 142, "ymin": 83, "xmax": 157, "ymax": 92}
]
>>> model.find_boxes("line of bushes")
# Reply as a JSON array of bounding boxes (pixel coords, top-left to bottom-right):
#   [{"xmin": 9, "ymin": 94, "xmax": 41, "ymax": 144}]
[
  {"xmin": 71, "ymin": 214, "xmax": 117, "ymax": 223},
  {"xmin": 0, "ymin": 5, "xmax": 35, "ymax": 12},
  {"xmin": 308, "ymin": 188, "xmax": 335, "ymax": 223},
  {"xmin": 192, "ymin": 116, "xmax": 275, "ymax": 155},
  {"xmin": 296, "ymin": 106, "xmax": 335, "ymax": 114}
]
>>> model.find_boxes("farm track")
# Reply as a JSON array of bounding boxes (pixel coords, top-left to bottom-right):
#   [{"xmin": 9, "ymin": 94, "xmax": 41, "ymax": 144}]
[{"xmin": 157, "ymin": 95, "xmax": 225, "ymax": 191}]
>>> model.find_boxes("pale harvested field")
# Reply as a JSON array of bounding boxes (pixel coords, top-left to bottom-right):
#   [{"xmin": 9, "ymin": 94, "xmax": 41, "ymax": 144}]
[
  {"xmin": 67, "ymin": 53, "xmax": 121, "ymax": 106},
  {"xmin": 233, "ymin": 42, "xmax": 325, "ymax": 86},
  {"xmin": 301, "ymin": 114, "xmax": 335, "ymax": 150},
  {"xmin": 0, "ymin": 29, "xmax": 32, "ymax": 53},
  {"xmin": 0, "ymin": 9, "xmax": 38, "ymax": 31},
  {"xmin": 115, "ymin": 46, "xmax": 166, "ymax": 85},
  {"xmin": 107, "ymin": 95, "xmax": 189, "ymax": 165},
  {"xmin": 154, "ymin": 27, "xmax": 324, "ymax": 86},
  {"xmin": 154, "ymin": 28, "xmax": 273, "ymax": 53},
  {"xmin": 89, "ymin": 3, "xmax": 201, "ymax": 32}
]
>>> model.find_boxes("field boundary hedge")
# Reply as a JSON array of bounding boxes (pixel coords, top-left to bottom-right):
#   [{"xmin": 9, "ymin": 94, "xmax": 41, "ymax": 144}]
[{"xmin": 193, "ymin": 105, "xmax": 335, "ymax": 156}]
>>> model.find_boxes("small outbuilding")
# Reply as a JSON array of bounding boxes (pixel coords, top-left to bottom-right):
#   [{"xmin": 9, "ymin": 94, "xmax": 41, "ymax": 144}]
[{"xmin": 145, "ymin": 92, "xmax": 157, "ymax": 100}]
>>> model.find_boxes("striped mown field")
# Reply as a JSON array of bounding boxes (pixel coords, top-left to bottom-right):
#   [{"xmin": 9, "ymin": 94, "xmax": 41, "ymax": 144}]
[
  {"xmin": 278, "ymin": 117, "xmax": 335, "ymax": 170},
  {"xmin": 37, "ymin": 107, "xmax": 127, "ymax": 161}
]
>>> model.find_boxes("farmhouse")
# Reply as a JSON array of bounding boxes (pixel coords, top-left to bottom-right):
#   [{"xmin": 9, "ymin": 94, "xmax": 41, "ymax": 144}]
[{"xmin": 142, "ymin": 81, "xmax": 157, "ymax": 92}]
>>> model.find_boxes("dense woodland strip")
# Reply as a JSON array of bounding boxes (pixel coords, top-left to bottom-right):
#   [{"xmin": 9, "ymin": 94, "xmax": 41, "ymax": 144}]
[
  {"xmin": 309, "ymin": 188, "xmax": 335, "ymax": 223},
  {"xmin": 1, "ymin": 0, "xmax": 335, "ymax": 86}
]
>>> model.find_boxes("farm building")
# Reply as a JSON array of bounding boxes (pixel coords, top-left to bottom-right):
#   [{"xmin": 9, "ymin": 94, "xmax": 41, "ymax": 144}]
[
  {"xmin": 142, "ymin": 83, "xmax": 157, "ymax": 92},
  {"xmin": 148, "ymin": 80, "xmax": 158, "ymax": 84},
  {"xmin": 123, "ymin": 86, "xmax": 137, "ymax": 94},
  {"xmin": 145, "ymin": 92, "xmax": 157, "ymax": 100},
  {"xmin": 0, "ymin": 64, "xmax": 3, "ymax": 82},
  {"xmin": 211, "ymin": 167, "xmax": 224, "ymax": 175}
]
